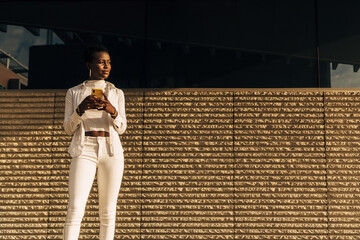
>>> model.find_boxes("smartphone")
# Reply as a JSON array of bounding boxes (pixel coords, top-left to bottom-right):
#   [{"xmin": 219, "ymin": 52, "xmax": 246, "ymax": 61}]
[{"xmin": 92, "ymin": 88, "xmax": 103, "ymax": 99}]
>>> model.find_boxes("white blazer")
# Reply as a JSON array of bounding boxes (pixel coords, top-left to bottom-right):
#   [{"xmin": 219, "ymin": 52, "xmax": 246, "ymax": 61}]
[{"xmin": 63, "ymin": 80, "xmax": 127, "ymax": 158}]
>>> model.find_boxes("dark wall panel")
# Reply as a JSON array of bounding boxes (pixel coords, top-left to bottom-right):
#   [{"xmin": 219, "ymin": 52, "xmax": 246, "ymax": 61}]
[{"xmin": 0, "ymin": 1, "xmax": 146, "ymax": 38}]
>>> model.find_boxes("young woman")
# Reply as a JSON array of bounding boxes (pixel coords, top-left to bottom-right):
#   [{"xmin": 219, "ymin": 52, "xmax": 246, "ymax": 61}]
[{"xmin": 62, "ymin": 44, "xmax": 126, "ymax": 240}]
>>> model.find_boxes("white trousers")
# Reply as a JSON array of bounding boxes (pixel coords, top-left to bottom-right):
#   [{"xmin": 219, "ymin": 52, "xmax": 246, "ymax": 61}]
[{"xmin": 63, "ymin": 136, "xmax": 124, "ymax": 240}]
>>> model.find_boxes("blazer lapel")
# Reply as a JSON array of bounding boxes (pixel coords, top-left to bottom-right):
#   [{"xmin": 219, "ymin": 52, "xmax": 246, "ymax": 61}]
[
  {"xmin": 104, "ymin": 81, "xmax": 117, "ymax": 106},
  {"xmin": 78, "ymin": 86, "xmax": 90, "ymax": 106}
]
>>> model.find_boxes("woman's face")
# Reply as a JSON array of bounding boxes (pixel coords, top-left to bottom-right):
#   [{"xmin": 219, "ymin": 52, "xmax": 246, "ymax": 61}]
[{"xmin": 87, "ymin": 51, "xmax": 111, "ymax": 80}]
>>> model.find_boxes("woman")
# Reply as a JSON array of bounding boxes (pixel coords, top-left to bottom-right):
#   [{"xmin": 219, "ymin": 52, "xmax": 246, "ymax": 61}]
[{"xmin": 62, "ymin": 44, "xmax": 127, "ymax": 240}]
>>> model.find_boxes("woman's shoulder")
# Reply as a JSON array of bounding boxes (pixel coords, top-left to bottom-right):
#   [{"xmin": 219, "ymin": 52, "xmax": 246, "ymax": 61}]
[
  {"xmin": 106, "ymin": 81, "xmax": 124, "ymax": 94},
  {"xmin": 67, "ymin": 82, "xmax": 84, "ymax": 93}
]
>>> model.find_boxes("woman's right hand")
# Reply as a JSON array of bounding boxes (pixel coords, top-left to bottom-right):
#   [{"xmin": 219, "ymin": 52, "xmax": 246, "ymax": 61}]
[{"xmin": 77, "ymin": 95, "xmax": 102, "ymax": 114}]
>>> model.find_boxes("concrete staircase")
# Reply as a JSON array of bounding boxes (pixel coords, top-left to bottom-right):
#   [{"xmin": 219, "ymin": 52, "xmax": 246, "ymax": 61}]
[{"xmin": 0, "ymin": 88, "xmax": 359, "ymax": 239}]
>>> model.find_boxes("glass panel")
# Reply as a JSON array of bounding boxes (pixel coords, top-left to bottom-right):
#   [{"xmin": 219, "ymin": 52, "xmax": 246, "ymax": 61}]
[
  {"xmin": 145, "ymin": 0, "xmax": 318, "ymax": 87},
  {"xmin": 29, "ymin": 40, "xmax": 146, "ymax": 89},
  {"xmin": 331, "ymin": 63, "xmax": 360, "ymax": 88},
  {"xmin": 318, "ymin": 0, "xmax": 360, "ymax": 87}
]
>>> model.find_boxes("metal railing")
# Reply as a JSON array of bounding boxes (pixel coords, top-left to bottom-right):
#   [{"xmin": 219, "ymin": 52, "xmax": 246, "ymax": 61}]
[{"xmin": 0, "ymin": 48, "xmax": 28, "ymax": 87}]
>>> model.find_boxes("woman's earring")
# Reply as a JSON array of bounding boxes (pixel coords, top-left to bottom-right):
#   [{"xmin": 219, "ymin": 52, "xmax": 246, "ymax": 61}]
[{"xmin": 89, "ymin": 69, "xmax": 92, "ymax": 78}]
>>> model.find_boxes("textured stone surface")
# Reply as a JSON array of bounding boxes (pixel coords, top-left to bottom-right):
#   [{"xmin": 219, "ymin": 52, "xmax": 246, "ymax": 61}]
[
  {"xmin": 1, "ymin": 89, "xmax": 360, "ymax": 239},
  {"xmin": 325, "ymin": 91, "xmax": 360, "ymax": 239}
]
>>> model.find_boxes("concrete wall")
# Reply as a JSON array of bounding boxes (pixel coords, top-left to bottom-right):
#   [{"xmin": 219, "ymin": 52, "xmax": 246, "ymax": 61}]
[{"xmin": 0, "ymin": 88, "xmax": 359, "ymax": 239}]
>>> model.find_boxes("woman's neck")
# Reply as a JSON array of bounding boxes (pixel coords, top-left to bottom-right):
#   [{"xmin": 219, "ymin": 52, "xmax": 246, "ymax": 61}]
[
  {"xmin": 89, "ymin": 75, "xmax": 105, "ymax": 80},
  {"xmin": 87, "ymin": 79, "xmax": 105, "ymax": 82}
]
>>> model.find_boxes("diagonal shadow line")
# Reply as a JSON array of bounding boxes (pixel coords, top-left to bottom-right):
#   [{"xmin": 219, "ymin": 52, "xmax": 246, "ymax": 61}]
[
  {"xmin": 323, "ymin": 91, "xmax": 330, "ymax": 239},
  {"xmin": 232, "ymin": 91, "xmax": 236, "ymax": 240},
  {"xmin": 140, "ymin": 90, "xmax": 145, "ymax": 240},
  {"xmin": 46, "ymin": 92, "xmax": 56, "ymax": 239}
]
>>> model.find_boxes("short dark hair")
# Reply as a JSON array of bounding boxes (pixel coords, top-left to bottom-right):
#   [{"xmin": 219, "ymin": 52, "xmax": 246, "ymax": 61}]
[{"xmin": 83, "ymin": 44, "xmax": 109, "ymax": 63}]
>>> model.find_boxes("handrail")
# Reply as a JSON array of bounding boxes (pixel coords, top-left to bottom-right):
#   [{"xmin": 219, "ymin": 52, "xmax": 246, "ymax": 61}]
[{"xmin": 0, "ymin": 48, "xmax": 28, "ymax": 70}]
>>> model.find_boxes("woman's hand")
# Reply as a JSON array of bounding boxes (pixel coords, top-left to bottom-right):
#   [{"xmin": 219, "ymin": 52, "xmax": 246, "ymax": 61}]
[
  {"xmin": 77, "ymin": 95, "xmax": 103, "ymax": 115},
  {"xmin": 77, "ymin": 94, "xmax": 117, "ymax": 118},
  {"xmin": 97, "ymin": 93, "xmax": 118, "ymax": 118}
]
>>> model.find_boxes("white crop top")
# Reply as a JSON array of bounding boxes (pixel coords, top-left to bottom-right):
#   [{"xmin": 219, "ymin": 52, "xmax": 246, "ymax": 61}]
[{"xmin": 82, "ymin": 80, "xmax": 109, "ymax": 132}]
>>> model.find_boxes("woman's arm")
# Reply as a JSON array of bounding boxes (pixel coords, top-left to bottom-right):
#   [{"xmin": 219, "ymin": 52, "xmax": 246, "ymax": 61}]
[
  {"xmin": 112, "ymin": 89, "xmax": 127, "ymax": 135},
  {"xmin": 63, "ymin": 89, "xmax": 82, "ymax": 135}
]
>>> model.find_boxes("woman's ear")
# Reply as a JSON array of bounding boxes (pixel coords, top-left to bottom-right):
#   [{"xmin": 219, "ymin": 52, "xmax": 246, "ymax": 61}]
[
  {"xmin": 86, "ymin": 62, "xmax": 91, "ymax": 70},
  {"xmin": 86, "ymin": 62, "xmax": 92, "ymax": 78}
]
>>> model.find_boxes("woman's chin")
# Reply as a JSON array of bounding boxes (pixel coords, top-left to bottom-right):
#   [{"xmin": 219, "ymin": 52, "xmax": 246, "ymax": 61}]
[
  {"xmin": 102, "ymin": 74, "xmax": 110, "ymax": 79},
  {"xmin": 91, "ymin": 75, "xmax": 108, "ymax": 80}
]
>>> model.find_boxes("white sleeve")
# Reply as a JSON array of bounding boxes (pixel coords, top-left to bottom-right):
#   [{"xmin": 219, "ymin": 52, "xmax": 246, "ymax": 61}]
[
  {"xmin": 112, "ymin": 89, "xmax": 127, "ymax": 135},
  {"xmin": 63, "ymin": 89, "xmax": 82, "ymax": 135}
]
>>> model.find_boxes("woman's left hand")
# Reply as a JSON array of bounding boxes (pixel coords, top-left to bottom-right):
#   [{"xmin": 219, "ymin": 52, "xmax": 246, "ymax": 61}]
[{"xmin": 96, "ymin": 93, "xmax": 117, "ymax": 117}]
